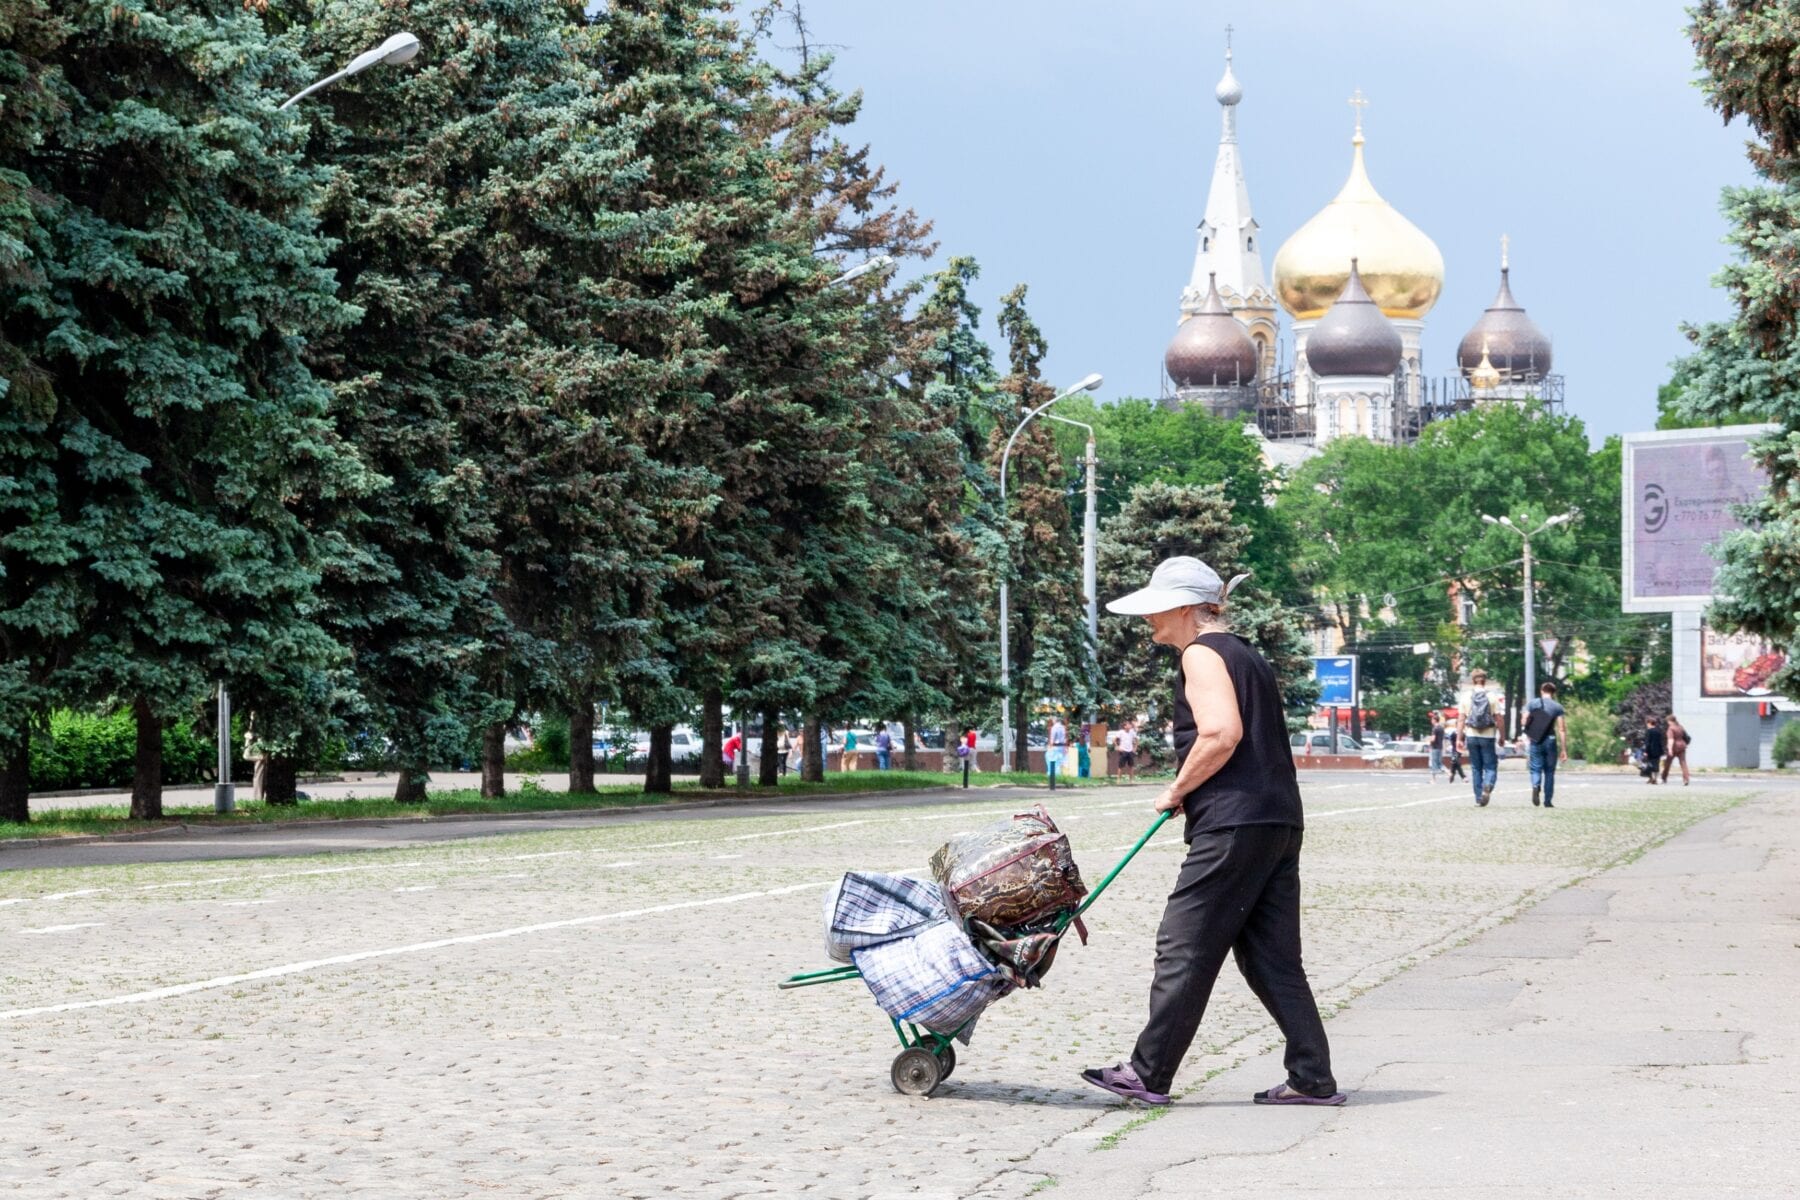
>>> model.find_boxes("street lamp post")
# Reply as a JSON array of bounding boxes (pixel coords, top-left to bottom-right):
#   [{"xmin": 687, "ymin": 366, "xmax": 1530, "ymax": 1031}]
[
  {"xmin": 736, "ymin": 255, "xmax": 895, "ymax": 786},
  {"xmin": 998, "ymin": 373, "xmax": 1104, "ymax": 773},
  {"xmin": 280, "ymin": 32, "xmax": 421, "ymax": 110},
  {"xmin": 1480, "ymin": 510, "xmax": 1576, "ymax": 706}
]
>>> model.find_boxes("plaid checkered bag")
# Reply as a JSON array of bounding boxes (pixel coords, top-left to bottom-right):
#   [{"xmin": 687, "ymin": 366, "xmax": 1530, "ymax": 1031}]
[
  {"xmin": 851, "ymin": 920, "xmax": 1012, "ymax": 1043},
  {"xmin": 822, "ymin": 871, "xmax": 950, "ymax": 964}
]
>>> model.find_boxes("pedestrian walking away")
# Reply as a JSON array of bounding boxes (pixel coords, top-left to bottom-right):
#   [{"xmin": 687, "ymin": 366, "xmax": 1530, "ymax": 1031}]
[
  {"xmin": 1639, "ymin": 715, "xmax": 1665, "ymax": 784},
  {"xmin": 1445, "ymin": 735, "xmax": 1466, "ymax": 783},
  {"xmin": 843, "ymin": 727, "xmax": 860, "ymax": 773},
  {"xmin": 1428, "ymin": 715, "xmax": 1445, "ymax": 782},
  {"xmin": 1046, "ymin": 715, "xmax": 1068, "ymax": 784},
  {"xmin": 875, "ymin": 726, "xmax": 893, "ymax": 771},
  {"xmin": 1458, "ymin": 669, "xmax": 1502, "ymax": 806},
  {"xmin": 1662, "ymin": 713, "xmax": 1691, "ymax": 785},
  {"xmin": 1081, "ymin": 556, "xmax": 1344, "ymax": 1108},
  {"xmin": 1522, "ymin": 681, "xmax": 1569, "ymax": 808},
  {"xmin": 776, "ymin": 727, "xmax": 792, "ymax": 776},
  {"xmin": 1077, "ymin": 722, "xmax": 1092, "ymax": 779},
  {"xmin": 1116, "ymin": 721, "xmax": 1139, "ymax": 781}
]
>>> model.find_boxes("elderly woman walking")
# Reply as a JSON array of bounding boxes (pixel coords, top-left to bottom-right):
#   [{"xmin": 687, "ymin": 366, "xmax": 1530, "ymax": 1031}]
[{"xmin": 1081, "ymin": 556, "xmax": 1344, "ymax": 1108}]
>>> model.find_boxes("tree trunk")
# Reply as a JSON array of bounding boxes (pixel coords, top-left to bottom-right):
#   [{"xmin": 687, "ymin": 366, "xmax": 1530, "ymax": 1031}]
[
  {"xmin": 569, "ymin": 701, "xmax": 595, "ymax": 795},
  {"xmin": 644, "ymin": 725, "xmax": 673, "ymax": 793},
  {"xmin": 902, "ymin": 712, "xmax": 917, "ymax": 771},
  {"xmin": 1013, "ymin": 695, "xmax": 1029, "ymax": 774},
  {"xmin": 264, "ymin": 755, "xmax": 298, "ymax": 805},
  {"xmin": 130, "ymin": 696, "xmax": 163, "ymax": 820},
  {"xmin": 759, "ymin": 705, "xmax": 780, "ymax": 787},
  {"xmin": 0, "ymin": 727, "xmax": 29, "ymax": 824},
  {"xmin": 802, "ymin": 712, "xmax": 824, "ymax": 783},
  {"xmin": 699, "ymin": 686, "xmax": 725, "ymax": 788},
  {"xmin": 481, "ymin": 722, "xmax": 506, "ymax": 798},
  {"xmin": 394, "ymin": 765, "xmax": 428, "ymax": 804}
]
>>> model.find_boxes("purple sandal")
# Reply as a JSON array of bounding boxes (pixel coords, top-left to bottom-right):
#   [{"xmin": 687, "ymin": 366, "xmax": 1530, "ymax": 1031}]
[
  {"xmin": 1080, "ymin": 1062, "xmax": 1171, "ymax": 1106},
  {"xmin": 1254, "ymin": 1082, "xmax": 1347, "ymax": 1106}
]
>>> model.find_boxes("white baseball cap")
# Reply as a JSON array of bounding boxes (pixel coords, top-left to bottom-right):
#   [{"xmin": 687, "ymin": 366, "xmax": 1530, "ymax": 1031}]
[{"xmin": 1105, "ymin": 556, "xmax": 1250, "ymax": 616}]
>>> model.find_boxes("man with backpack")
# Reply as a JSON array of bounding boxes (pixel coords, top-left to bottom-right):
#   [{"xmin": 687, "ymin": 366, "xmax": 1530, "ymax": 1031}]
[
  {"xmin": 1522, "ymin": 680, "xmax": 1570, "ymax": 808},
  {"xmin": 1457, "ymin": 669, "xmax": 1502, "ymax": 806}
]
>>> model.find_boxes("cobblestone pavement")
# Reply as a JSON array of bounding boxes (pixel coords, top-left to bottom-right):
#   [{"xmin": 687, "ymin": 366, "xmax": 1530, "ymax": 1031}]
[{"xmin": 0, "ymin": 773, "xmax": 1747, "ymax": 1198}]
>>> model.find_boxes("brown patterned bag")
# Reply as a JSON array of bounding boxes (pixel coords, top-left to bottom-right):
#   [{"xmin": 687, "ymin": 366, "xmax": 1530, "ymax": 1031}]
[{"xmin": 929, "ymin": 805, "xmax": 1088, "ymax": 931}]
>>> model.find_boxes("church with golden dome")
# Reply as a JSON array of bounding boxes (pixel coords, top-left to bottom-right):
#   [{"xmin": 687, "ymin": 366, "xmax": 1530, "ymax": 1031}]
[{"xmin": 1163, "ymin": 42, "xmax": 1563, "ymax": 454}]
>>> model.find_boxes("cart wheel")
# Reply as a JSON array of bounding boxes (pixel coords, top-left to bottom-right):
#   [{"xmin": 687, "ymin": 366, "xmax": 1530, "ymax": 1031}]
[
  {"xmin": 890, "ymin": 1047, "xmax": 942, "ymax": 1097},
  {"xmin": 935, "ymin": 1044, "xmax": 956, "ymax": 1080}
]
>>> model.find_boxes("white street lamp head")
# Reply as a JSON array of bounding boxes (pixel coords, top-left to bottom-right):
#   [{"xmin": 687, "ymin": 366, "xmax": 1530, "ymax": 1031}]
[
  {"xmin": 1074, "ymin": 373, "xmax": 1103, "ymax": 392},
  {"xmin": 1499, "ymin": 515, "xmax": 1514, "ymax": 527},
  {"xmin": 831, "ymin": 255, "xmax": 895, "ymax": 286},
  {"xmin": 280, "ymin": 31, "xmax": 421, "ymax": 109},
  {"xmin": 345, "ymin": 32, "xmax": 420, "ymax": 77},
  {"xmin": 1480, "ymin": 514, "xmax": 1500, "ymax": 526},
  {"xmin": 1545, "ymin": 512, "xmax": 1572, "ymax": 527},
  {"xmin": 379, "ymin": 32, "xmax": 421, "ymax": 65}
]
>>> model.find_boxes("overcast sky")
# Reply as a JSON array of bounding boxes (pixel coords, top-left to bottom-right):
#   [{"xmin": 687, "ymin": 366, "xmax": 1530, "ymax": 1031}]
[{"xmin": 782, "ymin": 0, "xmax": 1754, "ymax": 443}]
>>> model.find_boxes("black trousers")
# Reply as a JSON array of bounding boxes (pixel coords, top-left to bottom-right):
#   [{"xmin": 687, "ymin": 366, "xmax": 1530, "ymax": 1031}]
[{"xmin": 1130, "ymin": 824, "xmax": 1337, "ymax": 1097}]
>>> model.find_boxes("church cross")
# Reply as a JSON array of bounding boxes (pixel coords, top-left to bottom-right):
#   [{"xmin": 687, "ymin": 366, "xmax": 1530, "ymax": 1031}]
[
  {"xmin": 1500, "ymin": 233, "xmax": 1510, "ymax": 269},
  {"xmin": 1348, "ymin": 88, "xmax": 1368, "ymax": 136},
  {"xmin": 1225, "ymin": 23, "xmax": 1234, "ymax": 51}
]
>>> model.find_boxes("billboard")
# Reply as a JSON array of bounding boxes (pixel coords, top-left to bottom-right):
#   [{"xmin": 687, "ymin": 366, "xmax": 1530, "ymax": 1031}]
[
  {"xmin": 1699, "ymin": 622, "xmax": 1790, "ymax": 698},
  {"xmin": 1622, "ymin": 425, "xmax": 1774, "ymax": 611},
  {"xmin": 1312, "ymin": 656, "xmax": 1357, "ymax": 706}
]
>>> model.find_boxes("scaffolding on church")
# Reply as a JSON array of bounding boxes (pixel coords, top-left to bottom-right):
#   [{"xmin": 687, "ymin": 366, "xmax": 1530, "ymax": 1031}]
[{"xmin": 1162, "ymin": 361, "xmax": 1566, "ymax": 448}]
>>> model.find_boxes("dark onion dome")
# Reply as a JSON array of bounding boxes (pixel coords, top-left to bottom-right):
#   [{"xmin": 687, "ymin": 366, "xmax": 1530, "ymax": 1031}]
[
  {"xmin": 1306, "ymin": 258, "xmax": 1402, "ymax": 378},
  {"xmin": 1164, "ymin": 273, "xmax": 1259, "ymax": 388},
  {"xmin": 1458, "ymin": 263, "xmax": 1553, "ymax": 379}
]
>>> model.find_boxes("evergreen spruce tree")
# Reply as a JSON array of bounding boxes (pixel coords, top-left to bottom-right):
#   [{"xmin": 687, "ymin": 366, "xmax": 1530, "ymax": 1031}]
[
  {"xmin": 1, "ymin": 0, "xmax": 362, "ymax": 818},
  {"xmin": 990, "ymin": 285, "xmax": 1089, "ymax": 766},
  {"xmin": 1097, "ymin": 481, "xmax": 1314, "ymax": 759},
  {"xmin": 1673, "ymin": 0, "xmax": 1800, "ymax": 695},
  {"xmin": 908, "ymin": 256, "xmax": 1005, "ymax": 737}
]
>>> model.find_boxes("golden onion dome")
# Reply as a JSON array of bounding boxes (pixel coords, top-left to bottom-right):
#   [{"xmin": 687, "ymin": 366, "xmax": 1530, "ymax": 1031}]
[{"xmin": 1272, "ymin": 121, "xmax": 1444, "ymax": 321}]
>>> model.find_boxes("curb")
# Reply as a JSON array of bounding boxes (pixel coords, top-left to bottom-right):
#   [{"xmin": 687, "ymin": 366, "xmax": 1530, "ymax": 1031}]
[{"xmin": 0, "ymin": 782, "xmax": 1075, "ymax": 853}]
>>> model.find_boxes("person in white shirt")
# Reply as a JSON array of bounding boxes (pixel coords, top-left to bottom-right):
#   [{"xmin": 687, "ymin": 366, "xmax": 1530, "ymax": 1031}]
[
  {"xmin": 1455, "ymin": 668, "xmax": 1503, "ymax": 806},
  {"xmin": 1116, "ymin": 720, "xmax": 1139, "ymax": 781}
]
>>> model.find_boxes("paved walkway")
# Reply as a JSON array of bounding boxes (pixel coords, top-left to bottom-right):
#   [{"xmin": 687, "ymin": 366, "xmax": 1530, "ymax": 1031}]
[{"xmin": 976, "ymin": 786, "xmax": 1800, "ymax": 1198}]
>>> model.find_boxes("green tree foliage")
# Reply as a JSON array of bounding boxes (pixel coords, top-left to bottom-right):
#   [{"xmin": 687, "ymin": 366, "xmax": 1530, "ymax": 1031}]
[
  {"xmin": 1052, "ymin": 397, "xmax": 1294, "ymax": 596},
  {"xmin": 1096, "ymin": 481, "xmax": 1316, "ymax": 755},
  {"xmin": 905, "ymin": 256, "xmax": 1005, "ymax": 731},
  {"xmin": 1, "ymin": 0, "xmax": 364, "ymax": 818},
  {"xmin": 1671, "ymin": 0, "xmax": 1800, "ymax": 697},
  {"xmin": 991, "ymin": 285, "xmax": 1090, "ymax": 762},
  {"xmin": 1276, "ymin": 404, "xmax": 1656, "ymax": 733}
]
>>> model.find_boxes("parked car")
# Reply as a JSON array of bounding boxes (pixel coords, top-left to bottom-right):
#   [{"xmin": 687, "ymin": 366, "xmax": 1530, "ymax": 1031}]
[
  {"xmin": 619, "ymin": 725, "xmax": 702, "ymax": 766},
  {"xmin": 1291, "ymin": 731, "xmax": 1362, "ymax": 755}
]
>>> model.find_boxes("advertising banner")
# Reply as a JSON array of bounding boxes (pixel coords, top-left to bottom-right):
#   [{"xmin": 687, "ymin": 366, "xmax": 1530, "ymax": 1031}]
[
  {"xmin": 1312, "ymin": 656, "xmax": 1357, "ymax": 706},
  {"xmin": 1699, "ymin": 622, "xmax": 1790, "ymax": 698},
  {"xmin": 1622, "ymin": 426, "xmax": 1774, "ymax": 611}
]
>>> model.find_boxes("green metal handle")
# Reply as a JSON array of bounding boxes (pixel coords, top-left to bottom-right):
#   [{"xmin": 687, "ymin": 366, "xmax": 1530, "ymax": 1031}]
[
  {"xmin": 779, "ymin": 964, "xmax": 862, "ymax": 989},
  {"xmin": 1056, "ymin": 808, "xmax": 1175, "ymax": 931}
]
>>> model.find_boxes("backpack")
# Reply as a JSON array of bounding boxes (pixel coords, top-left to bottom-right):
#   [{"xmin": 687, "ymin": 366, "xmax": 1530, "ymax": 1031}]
[
  {"xmin": 1523, "ymin": 698, "xmax": 1557, "ymax": 744},
  {"xmin": 1468, "ymin": 689, "xmax": 1495, "ymax": 729}
]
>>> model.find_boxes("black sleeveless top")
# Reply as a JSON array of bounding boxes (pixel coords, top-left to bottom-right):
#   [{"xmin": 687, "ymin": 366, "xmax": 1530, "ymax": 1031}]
[{"xmin": 1171, "ymin": 631, "xmax": 1304, "ymax": 839}]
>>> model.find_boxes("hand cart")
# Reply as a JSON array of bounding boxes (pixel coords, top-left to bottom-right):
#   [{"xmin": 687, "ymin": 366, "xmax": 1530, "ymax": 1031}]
[{"xmin": 779, "ymin": 808, "xmax": 1173, "ymax": 1097}]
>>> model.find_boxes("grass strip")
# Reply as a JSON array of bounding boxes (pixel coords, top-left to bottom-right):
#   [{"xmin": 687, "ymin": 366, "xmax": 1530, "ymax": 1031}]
[{"xmin": 1, "ymin": 769, "xmax": 1113, "ymax": 841}]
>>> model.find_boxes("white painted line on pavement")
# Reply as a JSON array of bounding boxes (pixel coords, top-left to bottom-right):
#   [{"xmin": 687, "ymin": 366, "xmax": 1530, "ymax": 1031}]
[
  {"xmin": 0, "ymin": 879, "xmax": 834, "ymax": 1021},
  {"xmin": 1107, "ymin": 794, "xmax": 1456, "ymax": 850},
  {"xmin": 393, "ymin": 885, "xmax": 437, "ymax": 893},
  {"xmin": 19, "ymin": 923, "xmax": 103, "ymax": 935}
]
